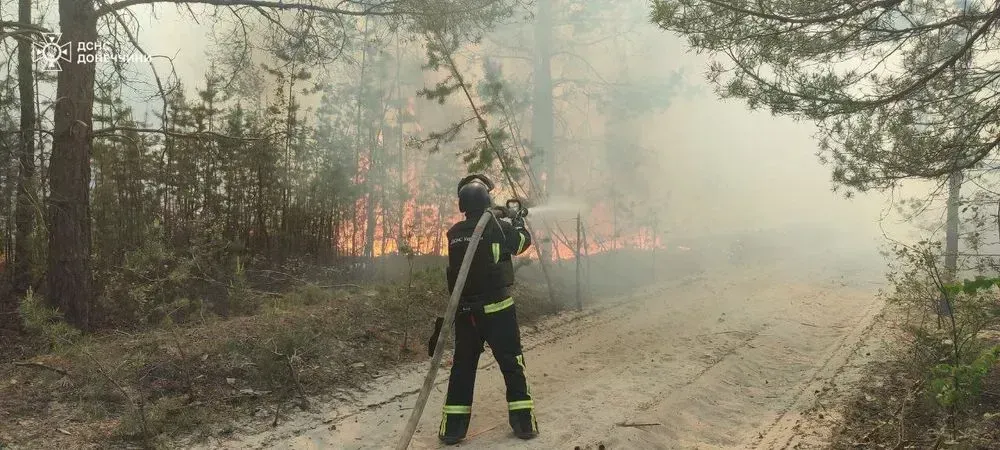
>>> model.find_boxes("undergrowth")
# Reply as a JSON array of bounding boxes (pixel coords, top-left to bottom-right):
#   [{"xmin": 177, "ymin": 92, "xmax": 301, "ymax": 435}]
[
  {"xmin": 831, "ymin": 242, "xmax": 1000, "ymax": 448},
  {"xmin": 0, "ymin": 265, "xmax": 564, "ymax": 449}
]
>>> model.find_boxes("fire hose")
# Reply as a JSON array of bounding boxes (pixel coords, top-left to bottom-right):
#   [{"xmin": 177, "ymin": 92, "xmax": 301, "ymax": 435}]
[
  {"xmin": 394, "ymin": 211, "xmax": 490, "ymax": 450},
  {"xmin": 395, "ymin": 201, "xmax": 527, "ymax": 449}
]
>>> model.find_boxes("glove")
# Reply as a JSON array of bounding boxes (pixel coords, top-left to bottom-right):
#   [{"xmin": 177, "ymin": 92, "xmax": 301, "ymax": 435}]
[
  {"xmin": 511, "ymin": 216, "xmax": 525, "ymax": 229},
  {"xmin": 427, "ymin": 316, "xmax": 444, "ymax": 357}
]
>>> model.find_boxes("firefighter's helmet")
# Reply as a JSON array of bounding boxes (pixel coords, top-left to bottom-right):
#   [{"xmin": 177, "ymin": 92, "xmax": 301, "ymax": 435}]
[{"xmin": 457, "ymin": 174, "xmax": 494, "ymax": 213}]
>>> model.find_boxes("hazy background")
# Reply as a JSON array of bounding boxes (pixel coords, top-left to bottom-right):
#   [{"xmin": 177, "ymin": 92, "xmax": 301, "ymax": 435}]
[{"xmin": 108, "ymin": 0, "xmax": 928, "ymax": 258}]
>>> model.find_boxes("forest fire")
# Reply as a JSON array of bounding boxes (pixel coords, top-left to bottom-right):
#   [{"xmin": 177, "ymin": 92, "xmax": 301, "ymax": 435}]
[
  {"xmin": 520, "ymin": 197, "xmax": 665, "ymax": 262},
  {"xmin": 339, "ymin": 191, "xmax": 456, "ymax": 258},
  {"xmin": 348, "ymin": 187, "xmax": 666, "ymax": 261},
  {"xmin": 370, "ymin": 201, "xmax": 455, "ymax": 257},
  {"xmin": 536, "ymin": 224, "xmax": 664, "ymax": 262}
]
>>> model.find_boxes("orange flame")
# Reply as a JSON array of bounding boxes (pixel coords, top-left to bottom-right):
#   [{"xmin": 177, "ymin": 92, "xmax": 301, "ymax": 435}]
[
  {"xmin": 524, "ymin": 200, "xmax": 664, "ymax": 262},
  {"xmin": 333, "ymin": 99, "xmax": 661, "ymax": 261}
]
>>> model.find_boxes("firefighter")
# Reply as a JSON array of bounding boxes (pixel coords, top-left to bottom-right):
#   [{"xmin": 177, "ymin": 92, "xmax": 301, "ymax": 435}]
[{"xmin": 437, "ymin": 174, "xmax": 538, "ymax": 445}]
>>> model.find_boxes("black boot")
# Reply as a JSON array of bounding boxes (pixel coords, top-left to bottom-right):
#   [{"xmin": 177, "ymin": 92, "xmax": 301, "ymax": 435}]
[
  {"xmin": 439, "ymin": 413, "xmax": 471, "ymax": 445},
  {"xmin": 509, "ymin": 409, "xmax": 538, "ymax": 440}
]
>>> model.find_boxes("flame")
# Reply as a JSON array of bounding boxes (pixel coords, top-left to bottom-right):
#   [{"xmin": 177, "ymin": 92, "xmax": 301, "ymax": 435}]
[
  {"xmin": 342, "ymin": 147, "xmax": 460, "ymax": 258},
  {"xmin": 329, "ymin": 98, "xmax": 663, "ymax": 262},
  {"xmin": 522, "ymin": 200, "xmax": 665, "ymax": 262},
  {"xmin": 339, "ymin": 184, "xmax": 662, "ymax": 261},
  {"xmin": 358, "ymin": 192, "xmax": 664, "ymax": 261},
  {"xmin": 369, "ymin": 201, "xmax": 455, "ymax": 257}
]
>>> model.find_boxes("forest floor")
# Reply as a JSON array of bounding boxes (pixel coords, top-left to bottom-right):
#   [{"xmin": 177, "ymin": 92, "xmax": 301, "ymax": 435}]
[
  {"xmin": 0, "ymin": 266, "xmax": 570, "ymax": 450},
  {"xmin": 189, "ymin": 248, "xmax": 891, "ymax": 449},
  {"xmin": 13, "ymin": 238, "xmax": 992, "ymax": 449}
]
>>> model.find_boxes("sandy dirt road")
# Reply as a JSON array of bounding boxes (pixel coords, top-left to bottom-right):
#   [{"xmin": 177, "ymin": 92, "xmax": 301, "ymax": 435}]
[{"xmin": 205, "ymin": 252, "xmax": 885, "ymax": 450}]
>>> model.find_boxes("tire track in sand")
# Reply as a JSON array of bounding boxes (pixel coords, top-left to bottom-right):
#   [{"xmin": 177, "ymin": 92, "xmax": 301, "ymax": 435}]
[
  {"xmin": 202, "ymin": 264, "xmax": 884, "ymax": 450},
  {"xmin": 751, "ymin": 296, "xmax": 886, "ymax": 450}
]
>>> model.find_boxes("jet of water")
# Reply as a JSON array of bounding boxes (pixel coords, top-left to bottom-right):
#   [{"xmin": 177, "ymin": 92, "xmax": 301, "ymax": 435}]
[{"xmin": 527, "ymin": 197, "xmax": 588, "ymax": 218}]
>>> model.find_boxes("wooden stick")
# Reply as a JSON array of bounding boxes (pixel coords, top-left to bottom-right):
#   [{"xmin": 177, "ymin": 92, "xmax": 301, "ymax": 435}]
[
  {"xmin": 13, "ymin": 361, "xmax": 69, "ymax": 376},
  {"xmin": 467, "ymin": 423, "xmax": 501, "ymax": 438},
  {"xmin": 615, "ymin": 422, "xmax": 662, "ymax": 428},
  {"xmin": 581, "ymin": 219, "xmax": 591, "ymax": 296},
  {"xmin": 284, "ymin": 353, "xmax": 309, "ymax": 410},
  {"xmin": 77, "ymin": 347, "xmax": 151, "ymax": 439},
  {"xmin": 395, "ymin": 211, "xmax": 493, "ymax": 450},
  {"xmin": 576, "ymin": 212, "xmax": 582, "ymax": 311}
]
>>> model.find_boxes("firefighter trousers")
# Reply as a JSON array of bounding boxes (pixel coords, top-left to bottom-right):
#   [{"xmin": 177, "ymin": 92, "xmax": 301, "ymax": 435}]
[{"xmin": 440, "ymin": 297, "xmax": 538, "ymax": 437}]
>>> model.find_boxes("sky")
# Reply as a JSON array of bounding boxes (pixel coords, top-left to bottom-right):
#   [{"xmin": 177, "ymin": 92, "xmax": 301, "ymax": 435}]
[{"xmin": 136, "ymin": 6, "xmax": 213, "ymax": 87}]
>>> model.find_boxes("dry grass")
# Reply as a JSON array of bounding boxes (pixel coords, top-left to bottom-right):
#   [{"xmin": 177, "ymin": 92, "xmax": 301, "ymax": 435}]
[
  {"xmin": 0, "ymin": 268, "xmax": 564, "ymax": 449},
  {"xmin": 829, "ymin": 324, "xmax": 1000, "ymax": 449},
  {"xmin": 0, "ymin": 247, "xmax": 689, "ymax": 450}
]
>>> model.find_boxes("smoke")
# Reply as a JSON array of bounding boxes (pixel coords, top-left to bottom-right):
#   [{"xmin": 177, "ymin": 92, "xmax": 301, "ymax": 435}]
[{"xmin": 126, "ymin": 0, "xmax": 915, "ymax": 280}]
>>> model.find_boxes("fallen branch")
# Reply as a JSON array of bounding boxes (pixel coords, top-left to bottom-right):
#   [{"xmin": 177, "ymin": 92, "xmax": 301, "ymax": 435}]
[
  {"xmin": 695, "ymin": 330, "xmax": 744, "ymax": 338},
  {"xmin": 272, "ymin": 399, "xmax": 283, "ymax": 427},
  {"xmin": 273, "ymin": 347, "xmax": 310, "ymax": 411},
  {"xmin": 317, "ymin": 283, "xmax": 362, "ymax": 290},
  {"xmin": 855, "ymin": 382, "xmax": 924, "ymax": 445},
  {"xmin": 285, "ymin": 353, "xmax": 310, "ymax": 410},
  {"xmin": 167, "ymin": 326, "xmax": 196, "ymax": 400},
  {"xmin": 93, "ymin": 126, "xmax": 286, "ymax": 142},
  {"xmin": 467, "ymin": 423, "xmax": 500, "ymax": 438},
  {"xmin": 13, "ymin": 361, "xmax": 70, "ymax": 377},
  {"xmin": 77, "ymin": 346, "xmax": 152, "ymax": 440},
  {"xmin": 615, "ymin": 422, "xmax": 662, "ymax": 428}
]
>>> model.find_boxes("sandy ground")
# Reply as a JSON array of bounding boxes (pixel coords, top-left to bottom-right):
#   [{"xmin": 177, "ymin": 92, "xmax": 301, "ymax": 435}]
[{"xmin": 198, "ymin": 251, "xmax": 886, "ymax": 450}]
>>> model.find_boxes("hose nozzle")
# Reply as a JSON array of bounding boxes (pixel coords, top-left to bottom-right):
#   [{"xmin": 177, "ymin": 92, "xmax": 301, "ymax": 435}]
[{"xmin": 505, "ymin": 198, "xmax": 528, "ymax": 218}]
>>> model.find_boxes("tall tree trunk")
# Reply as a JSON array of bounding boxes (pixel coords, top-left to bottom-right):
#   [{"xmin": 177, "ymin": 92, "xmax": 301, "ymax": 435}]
[
  {"xmin": 532, "ymin": 0, "xmax": 554, "ymax": 195},
  {"xmin": 944, "ymin": 170, "xmax": 962, "ymax": 281},
  {"xmin": 363, "ymin": 92, "xmax": 387, "ymax": 260},
  {"xmin": 612, "ymin": 192, "xmax": 618, "ymax": 252},
  {"xmin": 936, "ymin": 169, "xmax": 963, "ymax": 319},
  {"xmin": 944, "ymin": 3, "xmax": 971, "ymax": 283},
  {"xmin": 532, "ymin": 0, "xmax": 555, "ymax": 265},
  {"xmin": 362, "ymin": 156, "xmax": 379, "ymax": 259},
  {"xmin": 48, "ymin": 0, "xmax": 97, "ymax": 329},
  {"xmin": 379, "ymin": 206, "xmax": 389, "ymax": 254},
  {"xmin": 434, "ymin": 201, "xmax": 443, "ymax": 255},
  {"xmin": 352, "ymin": 20, "xmax": 370, "ymax": 259},
  {"xmin": 395, "ymin": 36, "xmax": 405, "ymax": 250},
  {"xmin": 13, "ymin": 0, "xmax": 37, "ymax": 300}
]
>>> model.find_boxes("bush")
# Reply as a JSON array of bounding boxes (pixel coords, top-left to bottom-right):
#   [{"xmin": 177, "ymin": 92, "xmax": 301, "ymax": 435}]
[
  {"xmin": 18, "ymin": 289, "xmax": 82, "ymax": 352},
  {"xmin": 926, "ymin": 275, "xmax": 1000, "ymax": 412},
  {"xmin": 96, "ymin": 239, "xmax": 201, "ymax": 328},
  {"xmin": 876, "ymin": 242, "xmax": 1000, "ymax": 440}
]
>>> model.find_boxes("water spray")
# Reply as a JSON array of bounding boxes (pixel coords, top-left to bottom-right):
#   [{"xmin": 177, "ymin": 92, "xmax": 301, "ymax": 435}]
[{"xmin": 523, "ymin": 197, "xmax": 588, "ymax": 218}]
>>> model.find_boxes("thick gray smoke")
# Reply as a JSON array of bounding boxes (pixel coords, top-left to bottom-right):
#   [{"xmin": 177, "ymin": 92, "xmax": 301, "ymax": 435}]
[{"xmin": 128, "ymin": 0, "xmax": 915, "ymax": 293}]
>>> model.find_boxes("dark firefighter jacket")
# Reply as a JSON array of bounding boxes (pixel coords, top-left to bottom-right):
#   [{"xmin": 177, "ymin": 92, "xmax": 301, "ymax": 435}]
[{"xmin": 446, "ymin": 212, "xmax": 532, "ymax": 304}]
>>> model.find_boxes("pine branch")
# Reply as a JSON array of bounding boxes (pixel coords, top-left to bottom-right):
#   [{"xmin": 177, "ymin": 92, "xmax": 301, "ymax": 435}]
[
  {"xmin": 13, "ymin": 361, "xmax": 71, "ymax": 377},
  {"xmin": 96, "ymin": 0, "xmax": 403, "ymax": 18},
  {"xmin": 428, "ymin": 30, "xmax": 524, "ymax": 197},
  {"xmin": 0, "ymin": 20, "xmax": 52, "ymax": 41},
  {"xmin": 95, "ymin": 0, "xmax": 173, "ymax": 131},
  {"xmin": 696, "ymin": 0, "xmax": 900, "ymax": 26},
  {"xmin": 92, "ymin": 126, "xmax": 286, "ymax": 141},
  {"xmin": 0, "ymin": 128, "xmax": 56, "ymax": 138}
]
